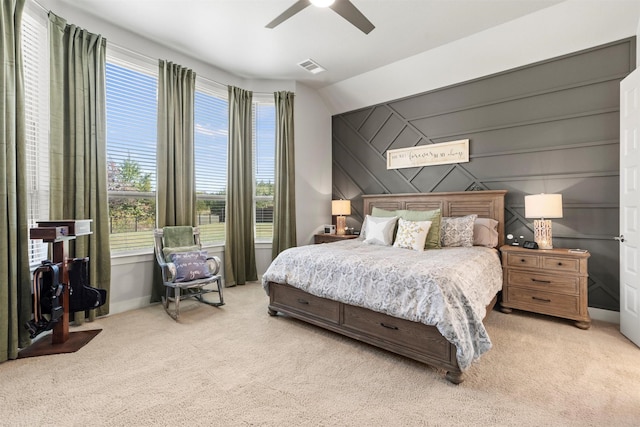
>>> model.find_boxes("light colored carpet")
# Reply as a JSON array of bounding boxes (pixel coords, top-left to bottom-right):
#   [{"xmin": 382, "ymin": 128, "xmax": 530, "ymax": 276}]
[{"xmin": 1, "ymin": 282, "xmax": 639, "ymax": 426}]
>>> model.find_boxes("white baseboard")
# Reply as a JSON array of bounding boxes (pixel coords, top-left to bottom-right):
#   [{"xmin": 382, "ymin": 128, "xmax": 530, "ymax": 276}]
[
  {"xmin": 588, "ymin": 307, "xmax": 620, "ymax": 324},
  {"xmin": 109, "ymin": 296, "xmax": 153, "ymax": 315}
]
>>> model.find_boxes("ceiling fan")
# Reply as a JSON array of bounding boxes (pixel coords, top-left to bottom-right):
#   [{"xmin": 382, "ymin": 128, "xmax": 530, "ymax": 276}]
[{"xmin": 266, "ymin": 0, "xmax": 375, "ymax": 35}]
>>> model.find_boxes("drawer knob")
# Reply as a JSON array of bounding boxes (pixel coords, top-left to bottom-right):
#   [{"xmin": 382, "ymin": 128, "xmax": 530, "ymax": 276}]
[
  {"xmin": 532, "ymin": 278, "xmax": 551, "ymax": 284},
  {"xmin": 557, "ymin": 262, "xmax": 563, "ymax": 266},
  {"xmin": 297, "ymin": 298, "xmax": 309, "ymax": 305},
  {"xmin": 532, "ymin": 296, "xmax": 551, "ymax": 303},
  {"xmin": 520, "ymin": 259, "xmax": 526, "ymax": 263},
  {"xmin": 380, "ymin": 322, "xmax": 399, "ymax": 330}
]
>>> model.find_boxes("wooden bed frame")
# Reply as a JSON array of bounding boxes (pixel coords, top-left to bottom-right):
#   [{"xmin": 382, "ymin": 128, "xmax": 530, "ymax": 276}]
[{"xmin": 267, "ymin": 190, "xmax": 507, "ymax": 384}]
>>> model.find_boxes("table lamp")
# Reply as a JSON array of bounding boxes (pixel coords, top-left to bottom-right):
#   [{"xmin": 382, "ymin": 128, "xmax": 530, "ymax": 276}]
[
  {"xmin": 332, "ymin": 199, "xmax": 351, "ymax": 235},
  {"xmin": 525, "ymin": 193, "xmax": 563, "ymax": 249}
]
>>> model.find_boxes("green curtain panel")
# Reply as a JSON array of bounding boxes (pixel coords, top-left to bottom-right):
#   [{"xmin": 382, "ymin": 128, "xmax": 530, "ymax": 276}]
[
  {"xmin": 49, "ymin": 12, "xmax": 111, "ymax": 321},
  {"xmin": 151, "ymin": 60, "xmax": 196, "ymax": 303},
  {"xmin": 272, "ymin": 91, "xmax": 297, "ymax": 259},
  {"xmin": 225, "ymin": 86, "xmax": 257, "ymax": 286},
  {"xmin": 1, "ymin": 0, "xmax": 32, "ymax": 362}
]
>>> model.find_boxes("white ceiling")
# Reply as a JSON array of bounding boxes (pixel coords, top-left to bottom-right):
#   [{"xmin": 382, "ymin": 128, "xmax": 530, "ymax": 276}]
[{"xmin": 49, "ymin": 0, "xmax": 564, "ymax": 89}]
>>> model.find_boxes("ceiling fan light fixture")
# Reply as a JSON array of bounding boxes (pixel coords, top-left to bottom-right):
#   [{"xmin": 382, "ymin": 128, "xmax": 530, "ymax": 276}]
[
  {"xmin": 266, "ymin": 0, "xmax": 374, "ymax": 34},
  {"xmin": 310, "ymin": 0, "xmax": 335, "ymax": 8}
]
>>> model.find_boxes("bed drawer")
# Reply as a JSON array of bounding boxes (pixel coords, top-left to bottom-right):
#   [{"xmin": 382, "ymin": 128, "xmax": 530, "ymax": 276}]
[
  {"xmin": 270, "ymin": 283, "xmax": 340, "ymax": 324},
  {"xmin": 342, "ymin": 305, "xmax": 451, "ymax": 359}
]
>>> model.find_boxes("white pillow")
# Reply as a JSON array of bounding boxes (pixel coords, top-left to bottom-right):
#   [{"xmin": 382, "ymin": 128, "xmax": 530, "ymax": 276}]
[
  {"xmin": 393, "ymin": 218, "xmax": 432, "ymax": 251},
  {"xmin": 363, "ymin": 215, "xmax": 398, "ymax": 246}
]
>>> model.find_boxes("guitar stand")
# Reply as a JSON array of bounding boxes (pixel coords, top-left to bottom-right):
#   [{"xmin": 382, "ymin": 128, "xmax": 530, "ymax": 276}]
[{"xmin": 19, "ymin": 222, "xmax": 101, "ymax": 358}]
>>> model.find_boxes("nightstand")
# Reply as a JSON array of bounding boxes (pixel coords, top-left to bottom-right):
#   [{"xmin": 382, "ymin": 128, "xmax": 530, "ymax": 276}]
[
  {"xmin": 499, "ymin": 245, "xmax": 591, "ymax": 329},
  {"xmin": 314, "ymin": 234, "xmax": 358, "ymax": 244}
]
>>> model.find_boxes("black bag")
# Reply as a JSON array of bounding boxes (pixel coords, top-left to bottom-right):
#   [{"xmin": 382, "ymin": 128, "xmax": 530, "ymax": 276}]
[
  {"xmin": 67, "ymin": 257, "xmax": 107, "ymax": 312},
  {"xmin": 25, "ymin": 260, "xmax": 64, "ymax": 339}
]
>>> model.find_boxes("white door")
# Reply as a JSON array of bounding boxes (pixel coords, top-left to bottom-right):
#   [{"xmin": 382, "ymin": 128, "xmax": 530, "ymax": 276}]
[{"xmin": 620, "ymin": 69, "xmax": 640, "ymax": 348}]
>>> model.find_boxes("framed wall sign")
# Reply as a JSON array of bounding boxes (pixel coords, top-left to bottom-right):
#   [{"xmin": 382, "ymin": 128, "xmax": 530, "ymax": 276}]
[{"xmin": 386, "ymin": 139, "xmax": 469, "ymax": 169}]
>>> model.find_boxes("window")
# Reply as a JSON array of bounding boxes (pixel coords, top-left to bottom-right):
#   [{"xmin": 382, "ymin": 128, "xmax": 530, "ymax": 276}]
[
  {"xmin": 105, "ymin": 52, "xmax": 158, "ymax": 252},
  {"xmin": 194, "ymin": 88, "xmax": 275, "ymax": 244},
  {"xmin": 23, "ymin": 9, "xmax": 50, "ymax": 266},
  {"xmin": 194, "ymin": 81, "xmax": 228, "ymax": 245},
  {"xmin": 106, "ymin": 47, "xmax": 275, "ymax": 250},
  {"xmin": 253, "ymin": 97, "xmax": 276, "ymax": 241}
]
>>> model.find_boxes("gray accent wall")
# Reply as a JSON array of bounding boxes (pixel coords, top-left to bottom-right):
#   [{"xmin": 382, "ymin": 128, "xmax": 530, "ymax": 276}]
[{"xmin": 332, "ymin": 38, "xmax": 635, "ymax": 312}]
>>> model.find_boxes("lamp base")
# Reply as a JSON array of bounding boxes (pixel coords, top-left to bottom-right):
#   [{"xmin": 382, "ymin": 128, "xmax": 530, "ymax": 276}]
[
  {"xmin": 336, "ymin": 216, "xmax": 346, "ymax": 235},
  {"xmin": 533, "ymin": 219, "xmax": 554, "ymax": 250}
]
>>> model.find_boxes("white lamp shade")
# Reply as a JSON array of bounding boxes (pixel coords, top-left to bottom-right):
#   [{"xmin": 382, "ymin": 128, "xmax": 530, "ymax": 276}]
[
  {"xmin": 331, "ymin": 199, "xmax": 351, "ymax": 216},
  {"xmin": 525, "ymin": 194, "xmax": 563, "ymax": 219}
]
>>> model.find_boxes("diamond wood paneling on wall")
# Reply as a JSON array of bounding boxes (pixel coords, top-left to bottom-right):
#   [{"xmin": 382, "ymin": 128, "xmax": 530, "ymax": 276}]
[{"xmin": 332, "ymin": 38, "xmax": 635, "ymax": 311}]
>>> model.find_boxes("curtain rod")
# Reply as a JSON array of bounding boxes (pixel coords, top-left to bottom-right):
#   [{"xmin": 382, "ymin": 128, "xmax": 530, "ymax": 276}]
[{"xmin": 31, "ymin": 0, "xmax": 274, "ymax": 96}]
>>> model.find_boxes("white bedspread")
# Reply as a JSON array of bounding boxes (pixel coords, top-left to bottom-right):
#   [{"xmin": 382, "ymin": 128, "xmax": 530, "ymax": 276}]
[{"xmin": 262, "ymin": 240, "xmax": 503, "ymax": 371}]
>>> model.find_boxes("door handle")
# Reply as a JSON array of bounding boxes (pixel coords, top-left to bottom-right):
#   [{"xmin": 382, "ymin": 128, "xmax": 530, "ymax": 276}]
[{"xmin": 614, "ymin": 235, "xmax": 625, "ymax": 243}]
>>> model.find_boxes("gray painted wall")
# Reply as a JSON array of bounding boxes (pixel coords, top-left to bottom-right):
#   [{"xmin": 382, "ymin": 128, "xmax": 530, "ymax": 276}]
[{"xmin": 332, "ymin": 38, "xmax": 635, "ymax": 312}]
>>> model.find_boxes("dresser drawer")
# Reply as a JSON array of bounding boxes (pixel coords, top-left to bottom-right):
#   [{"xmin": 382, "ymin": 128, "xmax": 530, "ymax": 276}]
[
  {"xmin": 541, "ymin": 256, "xmax": 581, "ymax": 273},
  {"xmin": 504, "ymin": 287, "xmax": 581, "ymax": 318},
  {"xmin": 506, "ymin": 252, "xmax": 539, "ymax": 269},
  {"xmin": 506, "ymin": 270, "xmax": 579, "ymax": 294},
  {"xmin": 342, "ymin": 305, "xmax": 450, "ymax": 359},
  {"xmin": 271, "ymin": 284, "xmax": 340, "ymax": 324}
]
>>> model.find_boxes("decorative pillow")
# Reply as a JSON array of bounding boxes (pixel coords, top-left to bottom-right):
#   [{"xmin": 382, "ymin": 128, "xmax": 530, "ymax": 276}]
[
  {"xmin": 363, "ymin": 215, "xmax": 398, "ymax": 246},
  {"xmin": 358, "ymin": 207, "xmax": 392, "ymax": 239},
  {"xmin": 440, "ymin": 214, "xmax": 477, "ymax": 247},
  {"xmin": 474, "ymin": 217, "xmax": 499, "ymax": 247},
  {"xmin": 393, "ymin": 218, "xmax": 432, "ymax": 251},
  {"xmin": 163, "ymin": 245, "xmax": 200, "ymax": 263},
  {"xmin": 371, "ymin": 207, "xmax": 442, "ymax": 249},
  {"xmin": 399, "ymin": 209, "xmax": 441, "ymax": 250},
  {"xmin": 370, "ymin": 207, "xmax": 397, "ymax": 217},
  {"xmin": 365, "ymin": 207, "xmax": 396, "ymax": 239},
  {"xmin": 169, "ymin": 251, "xmax": 212, "ymax": 282}
]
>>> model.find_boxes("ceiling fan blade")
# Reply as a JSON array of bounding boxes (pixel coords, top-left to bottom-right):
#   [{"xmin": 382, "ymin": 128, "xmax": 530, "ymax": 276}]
[
  {"xmin": 330, "ymin": 0, "xmax": 375, "ymax": 34},
  {"xmin": 266, "ymin": 0, "xmax": 312, "ymax": 29}
]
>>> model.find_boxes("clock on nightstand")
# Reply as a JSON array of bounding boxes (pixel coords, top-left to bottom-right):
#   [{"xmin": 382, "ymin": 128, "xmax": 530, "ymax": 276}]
[{"xmin": 499, "ymin": 245, "xmax": 591, "ymax": 329}]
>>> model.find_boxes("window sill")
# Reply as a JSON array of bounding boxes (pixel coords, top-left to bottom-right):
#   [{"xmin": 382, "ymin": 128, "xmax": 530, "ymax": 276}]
[{"xmin": 110, "ymin": 241, "xmax": 271, "ymax": 264}]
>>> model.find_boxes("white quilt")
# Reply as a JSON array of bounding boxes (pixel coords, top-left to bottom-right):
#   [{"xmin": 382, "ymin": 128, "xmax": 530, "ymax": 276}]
[{"xmin": 262, "ymin": 239, "xmax": 503, "ymax": 371}]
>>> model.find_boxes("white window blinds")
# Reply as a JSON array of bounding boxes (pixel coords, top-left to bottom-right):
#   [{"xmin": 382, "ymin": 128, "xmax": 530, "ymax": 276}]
[
  {"xmin": 23, "ymin": 10, "xmax": 50, "ymax": 266},
  {"xmin": 194, "ymin": 81, "xmax": 228, "ymax": 244},
  {"xmin": 253, "ymin": 96, "xmax": 275, "ymax": 241},
  {"xmin": 105, "ymin": 53, "xmax": 158, "ymax": 252}
]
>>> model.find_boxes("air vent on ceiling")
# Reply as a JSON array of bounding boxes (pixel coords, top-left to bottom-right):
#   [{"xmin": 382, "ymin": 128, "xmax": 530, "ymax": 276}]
[{"xmin": 298, "ymin": 58, "xmax": 326, "ymax": 74}]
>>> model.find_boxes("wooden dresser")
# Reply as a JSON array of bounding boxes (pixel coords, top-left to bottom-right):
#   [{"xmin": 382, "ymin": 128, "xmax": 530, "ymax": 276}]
[
  {"xmin": 313, "ymin": 234, "xmax": 358, "ymax": 244},
  {"xmin": 499, "ymin": 245, "xmax": 591, "ymax": 329}
]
